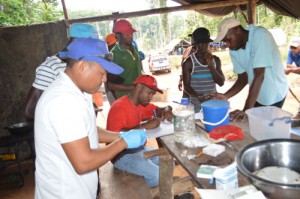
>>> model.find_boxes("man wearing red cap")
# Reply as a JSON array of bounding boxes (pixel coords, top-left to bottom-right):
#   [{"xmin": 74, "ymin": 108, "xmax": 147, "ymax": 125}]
[
  {"xmin": 106, "ymin": 74, "xmax": 173, "ymax": 187},
  {"xmin": 107, "ymin": 19, "xmax": 143, "ymax": 99}
]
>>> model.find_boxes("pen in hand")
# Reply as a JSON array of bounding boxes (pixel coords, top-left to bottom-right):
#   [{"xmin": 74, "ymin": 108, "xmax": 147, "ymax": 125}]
[{"xmin": 153, "ymin": 110, "xmax": 157, "ymax": 117}]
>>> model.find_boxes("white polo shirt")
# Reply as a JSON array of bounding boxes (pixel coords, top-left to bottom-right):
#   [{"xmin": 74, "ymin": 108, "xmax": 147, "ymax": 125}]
[{"xmin": 34, "ymin": 72, "xmax": 99, "ymax": 199}]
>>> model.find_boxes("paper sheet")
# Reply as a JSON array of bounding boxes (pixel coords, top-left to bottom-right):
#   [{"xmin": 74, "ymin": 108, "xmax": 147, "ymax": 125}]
[
  {"xmin": 146, "ymin": 121, "xmax": 174, "ymax": 138},
  {"xmin": 196, "ymin": 185, "xmax": 267, "ymax": 199},
  {"xmin": 196, "ymin": 189, "xmax": 229, "ymax": 199}
]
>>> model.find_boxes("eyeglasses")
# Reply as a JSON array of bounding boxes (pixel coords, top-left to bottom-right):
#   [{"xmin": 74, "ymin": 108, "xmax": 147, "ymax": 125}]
[{"xmin": 79, "ymin": 53, "xmax": 113, "ymax": 62}]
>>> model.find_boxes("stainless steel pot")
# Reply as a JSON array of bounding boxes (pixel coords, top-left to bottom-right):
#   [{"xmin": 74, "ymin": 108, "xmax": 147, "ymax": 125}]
[{"xmin": 236, "ymin": 139, "xmax": 300, "ymax": 199}]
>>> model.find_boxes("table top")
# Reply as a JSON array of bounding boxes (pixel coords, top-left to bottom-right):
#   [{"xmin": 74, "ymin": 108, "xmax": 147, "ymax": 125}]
[{"xmin": 157, "ymin": 120, "xmax": 299, "ymax": 189}]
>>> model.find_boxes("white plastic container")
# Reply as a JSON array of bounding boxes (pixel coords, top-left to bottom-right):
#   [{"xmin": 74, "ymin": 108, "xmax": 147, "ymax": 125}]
[
  {"xmin": 213, "ymin": 162, "xmax": 238, "ymax": 191},
  {"xmin": 173, "ymin": 98, "xmax": 195, "ymax": 143},
  {"xmin": 203, "ymin": 144, "xmax": 225, "ymax": 157},
  {"xmin": 245, "ymin": 106, "xmax": 292, "ymax": 141}
]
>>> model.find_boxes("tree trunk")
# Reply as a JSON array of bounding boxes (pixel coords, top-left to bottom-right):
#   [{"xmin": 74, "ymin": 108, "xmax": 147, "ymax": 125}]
[{"xmin": 159, "ymin": 0, "xmax": 170, "ymax": 45}]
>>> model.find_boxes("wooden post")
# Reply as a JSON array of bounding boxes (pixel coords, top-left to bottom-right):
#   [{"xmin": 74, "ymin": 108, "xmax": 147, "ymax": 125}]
[
  {"xmin": 67, "ymin": 0, "xmax": 248, "ymax": 24},
  {"xmin": 159, "ymin": 154, "xmax": 174, "ymax": 199},
  {"xmin": 238, "ymin": 5, "xmax": 249, "ymax": 24},
  {"xmin": 61, "ymin": 0, "xmax": 69, "ymax": 22},
  {"xmin": 247, "ymin": 0, "xmax": 256, "ymax": 25}
]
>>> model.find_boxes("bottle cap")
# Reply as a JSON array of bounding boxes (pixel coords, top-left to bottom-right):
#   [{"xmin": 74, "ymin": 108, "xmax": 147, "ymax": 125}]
[{"xmin": 181, "ymin": 98, "xmax": 190, "ymax": 105}]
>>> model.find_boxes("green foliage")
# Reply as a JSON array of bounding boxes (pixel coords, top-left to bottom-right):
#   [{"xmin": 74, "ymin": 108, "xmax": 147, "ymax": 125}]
[
  {"xmin": 0, "ymin": 0, "xmax": 29, "ymax": 26},
  {"xmin": 0, "ymin": 0, "xmax": 62, "ymax": 26},
  {"xmin": 68, "ymin": 10, "xmax": 111, "ymax": 40}
]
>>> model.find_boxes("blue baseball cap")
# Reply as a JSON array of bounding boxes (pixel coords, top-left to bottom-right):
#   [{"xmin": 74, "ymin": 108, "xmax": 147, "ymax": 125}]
[
  {"xmin": 61, "ymin": 38, "xmax": 124, "ymax": 75},
  {"xmin": 69, "ymin": 23, "xmax": 99, "ymax": 39}
]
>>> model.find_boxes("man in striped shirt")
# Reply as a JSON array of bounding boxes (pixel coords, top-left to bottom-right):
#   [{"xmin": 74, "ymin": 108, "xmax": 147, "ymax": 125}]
[
  {"xmin": 24, "ymin": 24, "xmax": 99, "ymax": 120},
  {"xmin": 182, "ymin": 27, "xmax": 225, "ymax": 113}
]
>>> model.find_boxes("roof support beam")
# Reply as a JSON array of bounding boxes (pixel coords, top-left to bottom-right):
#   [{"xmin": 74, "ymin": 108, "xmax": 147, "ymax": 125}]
[
  {"xmin": 67, "ymin": 0, "xmax": 248, "ymax": 24},
  {"xmin": 247, "ymin": 0, "xmax": 256, "ymax": 25},
  {"xmin": 61, "ymin": 0, "xmax": 69, "ymax": 22}
]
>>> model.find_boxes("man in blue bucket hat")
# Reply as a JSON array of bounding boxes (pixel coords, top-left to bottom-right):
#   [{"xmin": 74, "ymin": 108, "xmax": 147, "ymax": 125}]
[
  {"xmin": 24, "ymin": 23, "xmax": 99, "ymax": 121},
  {"xmin": 34, "ymin": 37, "xmax": 147, "ymax": 199}
]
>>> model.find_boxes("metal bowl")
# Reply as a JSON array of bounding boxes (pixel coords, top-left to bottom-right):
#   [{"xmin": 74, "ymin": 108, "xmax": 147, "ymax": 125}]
[
  {"xmin": 4, "ymin": 122, "xmax": 33, "ymax": 135},
  {"xmin": 236, "ymin": 139, "xmax": 300, "ymax": 199}
]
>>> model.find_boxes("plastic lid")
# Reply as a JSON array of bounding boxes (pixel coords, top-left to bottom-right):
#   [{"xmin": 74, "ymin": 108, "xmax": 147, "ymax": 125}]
[
  {"xmin": 201, "ymin": 99, "xmax": 229, "ymax": 109},
  {"xmin": 181, "ymin": 98, "xmax": 190, "ymax": 105}
]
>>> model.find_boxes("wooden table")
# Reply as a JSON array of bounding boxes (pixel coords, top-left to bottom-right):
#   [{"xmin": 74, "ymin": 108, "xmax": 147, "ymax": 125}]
[{"xmin": 157, "ymin": 120, "xmax": 263, "ymax": 189}]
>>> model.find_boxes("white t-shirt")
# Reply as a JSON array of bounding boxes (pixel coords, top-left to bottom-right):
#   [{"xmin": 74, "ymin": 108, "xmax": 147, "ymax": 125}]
[
  {"xmin": 32, "ymin": 56, "xmax": 66, "ymax": 90},
  {"xmin": 34, "ymin": 72, "xmax": 99, "ymax": 199}
]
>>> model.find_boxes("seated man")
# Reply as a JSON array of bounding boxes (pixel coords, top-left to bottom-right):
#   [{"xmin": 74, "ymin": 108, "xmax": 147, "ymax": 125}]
[
  {"xmin": 285, "ymin": 37, "xmax": 300, "ymax": 118},
  {"xmin": 106, "ymin": 74, "xmax": 173, "ymax": 187}
]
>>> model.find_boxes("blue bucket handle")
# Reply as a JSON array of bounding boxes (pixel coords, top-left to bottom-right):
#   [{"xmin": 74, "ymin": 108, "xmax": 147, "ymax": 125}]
[
  {"xmin": 199, "ymin": 109, "xmax": 230, "ymax": 126},
  {"xmin": 269, "ymin": 116, "xmax": 291, "ymax": 126}
]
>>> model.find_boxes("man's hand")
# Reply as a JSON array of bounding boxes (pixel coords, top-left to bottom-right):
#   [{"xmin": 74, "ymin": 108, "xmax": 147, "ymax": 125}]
[
  {"xmin": 285, "ymin": 68, "xmax": 291, "ymax": 75},
  {"xmin": 209, "ymin": 93, "xmax": 228, "ymax": 100},
  {"xmin": 120, "ymin": 129, "xmax": 147, "ymax": 149},
  {"xmin": 230, "ymin": 109, "xmax": 247, "ymax": 121},
  {"xmin": 286, "ymin": 64, "xmax": 296, "ymax": 69},
  {"xmin": 143, "ymin": 117, "xmax": 161, "ymax": 129},
  {"xmin": 197, "ymin": 94, "xmax": 212, "ymax": 103},
  {"xmin": 178, "ymin": 80, "xmax": 183, "ymax": 91},
  {"xmin": 204, "ymin": 52, "xmax": 214, "ymax": 67},
  {"xmin": 161, "ymin": 107, "xmax": 173, "ymax": 122}
]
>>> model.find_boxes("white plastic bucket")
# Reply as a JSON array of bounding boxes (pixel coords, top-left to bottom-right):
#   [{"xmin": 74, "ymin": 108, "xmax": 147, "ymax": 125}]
[{"xmin": 245, "ymin": 106, "xmax": 292, "ymax": 141}]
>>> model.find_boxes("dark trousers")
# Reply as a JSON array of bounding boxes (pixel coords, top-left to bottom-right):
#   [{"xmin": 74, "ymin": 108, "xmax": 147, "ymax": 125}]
[{"xmin": 254, "ymin": 97, "xmax": 286, "ymax": 108}]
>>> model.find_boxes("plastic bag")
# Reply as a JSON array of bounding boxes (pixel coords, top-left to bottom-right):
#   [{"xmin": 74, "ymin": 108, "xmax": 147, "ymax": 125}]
[{"xmin": 209, "ymin": 125, "xmax": 244, "ymax": 141}]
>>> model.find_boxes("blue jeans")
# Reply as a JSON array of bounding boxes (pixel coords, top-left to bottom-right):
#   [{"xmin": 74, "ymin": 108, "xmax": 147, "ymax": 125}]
[{"xmin": 113, "ymin": 146, "xmax": 159, "ymax": 187}]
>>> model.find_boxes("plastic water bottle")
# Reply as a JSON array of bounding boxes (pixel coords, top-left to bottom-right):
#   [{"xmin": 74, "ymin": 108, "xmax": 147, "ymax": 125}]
[{"xmin": 173, "ymin": 98, "xmax": 195, "ymax": 143}]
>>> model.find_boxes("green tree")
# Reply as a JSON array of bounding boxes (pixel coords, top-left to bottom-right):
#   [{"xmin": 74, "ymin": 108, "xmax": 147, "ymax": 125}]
[
  {"xmin": 0, "ymin": 0, "xmax": 29, "ymax": 26},
  {"xmin": 0, "ymin": 0, "xmax": 62, "ymax": 26},
  {"xmin": 147, "ymin": 0, "xmax": 170, "ymax": 45},
  {"xmin": 68, "ymin": 9, "xmax": 111, "ymax": 40}
]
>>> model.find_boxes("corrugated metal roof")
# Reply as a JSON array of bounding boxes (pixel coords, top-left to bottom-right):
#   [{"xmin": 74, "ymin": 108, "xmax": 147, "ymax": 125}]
[{"xmin": 172, "ymin": 0, "xmax": 300, "ymax": 19}]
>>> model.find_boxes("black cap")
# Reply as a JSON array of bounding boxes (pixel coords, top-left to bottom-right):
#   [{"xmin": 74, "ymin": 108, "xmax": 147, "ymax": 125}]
[{"xmin": 191, "ymin": 27, "xmax": 213, "ymax": 44}]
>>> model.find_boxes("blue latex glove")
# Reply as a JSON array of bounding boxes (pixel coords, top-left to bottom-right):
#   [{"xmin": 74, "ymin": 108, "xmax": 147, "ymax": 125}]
[{"xmin": 120, "ymin": 129, "xmax": 147, "ymax": 149}]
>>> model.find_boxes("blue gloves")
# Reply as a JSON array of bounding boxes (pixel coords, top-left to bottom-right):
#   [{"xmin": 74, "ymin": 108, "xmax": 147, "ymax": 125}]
[{"xmin": 120, "ymin": 129, "xmax": 147, "ymax": 149}]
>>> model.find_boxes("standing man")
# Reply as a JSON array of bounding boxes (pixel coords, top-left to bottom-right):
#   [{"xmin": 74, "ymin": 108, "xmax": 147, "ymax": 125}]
[
  {"xmin": 34, "ymin": 38, "xmax": 147, "ymax": 199},
  {"xmin": 108, "ymin": 19, "xmax": 142, "ymax": 99},
  {"xmin": 182, "ymin": 27, "xmax": 224, "ymax": 113},
  {"xmin": 105, "ymin": 33, "xmax": 118, "ymax": 51},
  {"xmin": 106, "ymin": 74, "xmax": 173, "ymax": 187},
  {"xmin": 24, "ymin": 23, "xmax": 99, "ymax": 121},
  {"xmin": 212, "ymin": 18, "xmax": 289, "ymax": 120},
  {"xmin": 285, "ymin": 37, "xmax": 300, "ymax": 74},
  {"xmin": 178, "ymin": 34, "xmax": 197, "ymax": 98}
]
